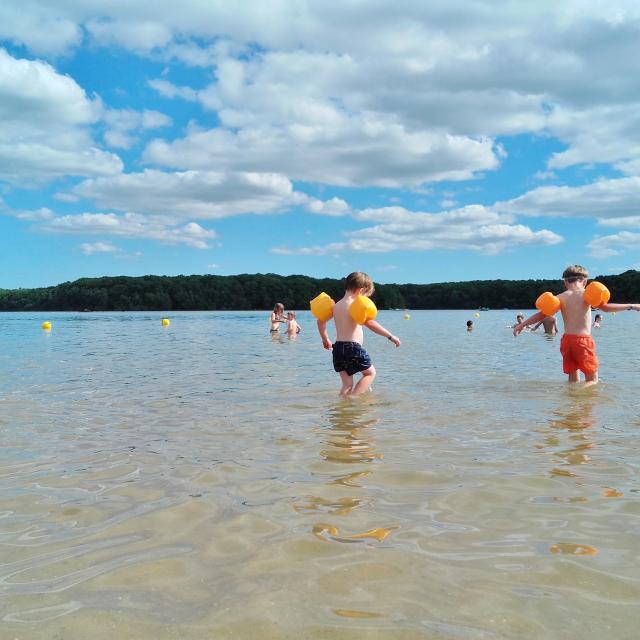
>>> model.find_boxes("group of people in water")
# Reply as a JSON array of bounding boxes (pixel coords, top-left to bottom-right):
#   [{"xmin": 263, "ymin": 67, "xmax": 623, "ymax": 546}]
[
  {"xmin": 269, "ymin": 303, "xmax": 301, "ymax": 337},
  {"xmin": 272, "ymin": 266, "xmax": 639, "ymax": 395}
]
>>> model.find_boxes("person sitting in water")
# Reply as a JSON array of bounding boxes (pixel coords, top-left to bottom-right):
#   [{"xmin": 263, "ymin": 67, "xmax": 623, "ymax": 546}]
[
  {"xmin": 531, "ymin": 315, "xmax": 558, "ymax": 335},
  {"xmin": 592, "ymin": 313, "xmax": 602, "ymax": 328},
  {"xmin": 286, "ymin": 311, "xmax": 301, "ymax": 336},
  {"xmin": 270, "ymin": 303, "xmax": 286, "ymax": 333}
]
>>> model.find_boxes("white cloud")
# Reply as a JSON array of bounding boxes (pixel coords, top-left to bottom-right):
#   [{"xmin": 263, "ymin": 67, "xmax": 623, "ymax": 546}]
[
  {"xmin": 40, "ymin": 211, "xmax": 216, "ymax": 249},
  {"xmin": 80, "ymin": 241, "xmax": 119, "ymax": 255},
  {"xmin": 598, "ymin": 216, "xmax": 640, "ymax": 228},
  {"xmin": 0, "ymin": 48, "xmax": 122, "ymax": 184},
  {"xmin": 85, "ymin": 18, "xmax": 172, "ymax": 52},
  {"xmin": 7, "ymin": 207, "xmax": 55, "ymax": 221},
  {"xmin": 273, "ymin": 204, "xmax": 562, "ymax": 256},
  {"xmin": 3, "ymin": 3, "xmax": 640, "ymax": 183},
  {"xmin": 103, "ymin": 108, "xmax": 172, "ymax": 149},
  {"xmin": 144, "ymin": 119, "xmax": 499, "ymax": 188},
  {"xmin": 498, "ymin": 177, "xmax": 640, "ymax": 222},
  {"xmin": 148, "ymin": 78, "xmax": 199, "ymax": 102},
  {"xmin": 72, "ymin": 169, "xmax": 310, "ymax": 219},
  {"xmin": 305, "ymin": 197, "xmax": 351, "ymax": 217},
  {"xmin": 0, "ymin": 3, "xmax": 81, "ymax": 55},
  {"xmin": 547, "ymin": 104, "xmax": 640, "ymax": 169},
  {"xmin": 588, "ymin": 231, "xmax": 640, "ymax": 258}
]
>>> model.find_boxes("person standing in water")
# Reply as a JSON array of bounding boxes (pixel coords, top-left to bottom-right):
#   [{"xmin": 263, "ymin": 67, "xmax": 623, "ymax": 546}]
[
  {"xmin": 514, "ymin": 264, "xmax": 639, "ymax": 384},
  {"xmin": 532, "ymin": 315, "xmax": 558, "ymax": 335},
  {"xmin": 316, "ymin": 271, "xmax": 401, "ymax": 397},
  {"xmin": 270, "ymin": 303, "xmax": 286, "ymax": 333}
]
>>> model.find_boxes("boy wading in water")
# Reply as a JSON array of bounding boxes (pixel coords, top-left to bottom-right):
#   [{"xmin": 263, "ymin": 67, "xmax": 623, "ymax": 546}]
[
  {"xmin": 316, "ymin": 272, "xmax": 401, "ymax": 396},
  {"xmin": 513, "ymin": 265, "xmax": 639, "ymax": 385}
]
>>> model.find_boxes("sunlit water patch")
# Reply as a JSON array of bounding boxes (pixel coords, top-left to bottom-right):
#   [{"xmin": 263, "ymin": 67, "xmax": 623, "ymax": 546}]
[{"xmin": 1, "ymin": 310, "xmax": 639, "ymax": 639}]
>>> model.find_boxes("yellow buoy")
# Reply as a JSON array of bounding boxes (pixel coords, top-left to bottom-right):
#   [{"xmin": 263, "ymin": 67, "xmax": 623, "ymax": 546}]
[
  {"xmin": 474, "ymin": 312, "xmax": 480, "ymax": 318},
  {"xmin": 161, "ymin": 318, "xmax": 170, "ymax": 326},
  {"xmin": 403, "ymin": 313, "xmax": 410, "ymax": 320},
  {"xmin": 42, "ymin": 321, "xmax": 52, "ymax": 330}
]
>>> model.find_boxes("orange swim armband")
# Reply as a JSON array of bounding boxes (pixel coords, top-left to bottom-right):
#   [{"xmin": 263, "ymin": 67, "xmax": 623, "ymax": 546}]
[
  {"xmin": 349, "ymin": 295, "xmax": 378, "ymax": 324},
  {"xmin": 536, "ymin": 291, "xmax": 561, "ymax": 316},
  {"xmin": 583, "ymin": 281, "xmax": 610, "ymax": 308},
  {"xmin": 310, "ymin": 292, "xmax": 335, "ymax": 321}
]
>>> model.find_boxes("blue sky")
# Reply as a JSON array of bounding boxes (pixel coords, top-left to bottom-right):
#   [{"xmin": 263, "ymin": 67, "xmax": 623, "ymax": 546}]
[{"xmin": 2, "ymin": 2, "xmax": 640, "ymax": 289}]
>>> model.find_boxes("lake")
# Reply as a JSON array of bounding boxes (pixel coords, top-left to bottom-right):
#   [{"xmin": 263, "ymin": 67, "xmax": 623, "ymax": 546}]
[{"xmin": 1, "ymin": 310, "xmax": 639, "ymax": 639}]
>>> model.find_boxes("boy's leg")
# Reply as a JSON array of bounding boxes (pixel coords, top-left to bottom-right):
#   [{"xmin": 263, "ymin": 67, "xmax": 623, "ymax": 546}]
[
  {"xmin": 584, "ymin": 371, "xmax": 598, "ymax": 386},
  {"xmin": 567, "ymin": 371, "xmax": 579, "ymax": 383},
  {"xmin": 351, "ymin": 366, "xmax": 376, "ymax": 396},
  {"xmin": 338, "ymin": 371, "xmax": 354, "ymax": 396}
]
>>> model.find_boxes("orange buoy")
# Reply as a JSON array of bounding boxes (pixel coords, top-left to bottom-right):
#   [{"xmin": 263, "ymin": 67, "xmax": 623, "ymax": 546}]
[{"xmin": 536, "ymin": 292, "xmax": 561, "ymax": 316}]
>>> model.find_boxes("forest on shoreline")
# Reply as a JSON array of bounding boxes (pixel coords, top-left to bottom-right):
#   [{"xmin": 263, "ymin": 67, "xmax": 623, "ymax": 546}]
[{"xmin": 1, "ymin": 271, "xmax": 639, "ymax": 312}]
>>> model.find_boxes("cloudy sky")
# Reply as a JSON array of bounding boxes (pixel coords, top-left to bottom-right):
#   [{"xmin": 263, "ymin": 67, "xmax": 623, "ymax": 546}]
[{"xmin": 2, "ymin": 1, "xmax": 640, "ymax": 288}]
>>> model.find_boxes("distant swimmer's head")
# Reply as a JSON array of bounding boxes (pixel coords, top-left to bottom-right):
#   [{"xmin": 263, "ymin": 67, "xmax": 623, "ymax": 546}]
[
  {"xmin": 345, "ymin": 271, "xmax": 374, "ymax": 297},
  {"xmin": 562, "ymin": 264, "xmax": 588, "ymax": 286},
  {"xmin": 287, "ymin": 311, "xmax": 296, "ymax": 319},
  {"xmin": 273, "ymin": 302, "xmax": 284, "ymax": 314},
  {"xmin": 516, "ymin": 313, "xmax": 524, "ymax": 322},
  {"xmin": 466, "ymin": 320, "xmax": 474, "ymax": 331}
]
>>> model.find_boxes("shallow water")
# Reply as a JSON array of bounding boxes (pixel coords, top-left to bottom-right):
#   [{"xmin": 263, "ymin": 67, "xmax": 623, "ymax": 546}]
[{"xmin": 1, "ymin": 310, "xmax": 639, "ymax": 639}]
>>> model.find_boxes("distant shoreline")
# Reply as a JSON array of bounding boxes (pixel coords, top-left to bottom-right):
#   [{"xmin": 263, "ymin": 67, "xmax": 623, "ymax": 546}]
[{"xmin": 1, "ymin": 271, "xmax": 638, "ymax": 312}]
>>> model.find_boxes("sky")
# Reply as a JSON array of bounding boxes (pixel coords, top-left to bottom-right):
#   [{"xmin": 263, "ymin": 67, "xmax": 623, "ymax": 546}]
[{"xmin": 2, "ymin": 1, "xmax": 640, "ymax": 289}]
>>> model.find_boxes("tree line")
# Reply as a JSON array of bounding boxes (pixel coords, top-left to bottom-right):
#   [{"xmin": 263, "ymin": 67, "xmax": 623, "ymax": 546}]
[{"xmin": 0, "ymin": 271, "xmax": 638, "ymax": 312}]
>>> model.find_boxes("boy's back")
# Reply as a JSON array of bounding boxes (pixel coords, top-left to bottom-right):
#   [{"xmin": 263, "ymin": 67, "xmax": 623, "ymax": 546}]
[
  {"xmin": 558, "ymin": 289, "xmax": 591, "ymax": 335},
  {"xmin": 333, "ymin": 294, "xmax": 365, "ymax": 343}
]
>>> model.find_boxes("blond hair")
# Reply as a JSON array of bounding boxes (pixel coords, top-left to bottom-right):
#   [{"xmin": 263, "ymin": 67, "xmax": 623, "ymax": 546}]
[
  {"xmin": 562, "ymin": 265, "xmax": 589, "ymax": 281},
  {"xmin": 345, "ymin": 271, "xmax": 374, "ymax": 296}
]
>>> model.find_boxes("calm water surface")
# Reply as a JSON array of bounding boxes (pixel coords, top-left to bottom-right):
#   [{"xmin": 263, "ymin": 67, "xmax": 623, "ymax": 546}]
[{"xmin": 1, "ymin": 310, "xmax": 639, "ymax": 639}]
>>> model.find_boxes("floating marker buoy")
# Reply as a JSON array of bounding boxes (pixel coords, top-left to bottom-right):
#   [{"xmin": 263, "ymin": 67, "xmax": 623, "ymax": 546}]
[
  {"xmin": 42, "ymin": 321, "xmax": 52, "ymax": 330},
  {"xmin": 403, "ymin": 314, "xmax": 410, "ymax": 320},
  {"xmin": 161, "ymin": 318, "xmax": 170, "ymax": 326},
  {"xmin": 474, "ymin": 313, "xmax": 480, "ymax": 318}
]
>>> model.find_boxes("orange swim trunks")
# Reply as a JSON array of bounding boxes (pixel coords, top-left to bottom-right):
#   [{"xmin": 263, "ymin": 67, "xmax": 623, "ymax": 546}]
[{"xmin": 560, "ymin": 334, "xmax": 598, "ymax": 375}]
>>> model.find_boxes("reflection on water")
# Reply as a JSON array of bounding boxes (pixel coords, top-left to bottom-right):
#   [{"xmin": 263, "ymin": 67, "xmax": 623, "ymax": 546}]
[
  {"xmin": 546, "ymin": 390, "xmax": 596, "ymax": 477},
  {"xmin": 1, "ymin": 310, "xmax": 640, "ymax": 638}
]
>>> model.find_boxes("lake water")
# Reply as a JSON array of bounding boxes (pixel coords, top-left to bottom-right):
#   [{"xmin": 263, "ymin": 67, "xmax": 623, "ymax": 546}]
[{"xmin": 1, "ymin": 310, "xmax": 639, "ymax": 639}]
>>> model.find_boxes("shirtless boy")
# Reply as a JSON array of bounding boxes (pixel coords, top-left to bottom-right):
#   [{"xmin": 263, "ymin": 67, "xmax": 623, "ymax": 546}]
[
  {"xmin": 316, "ymin": 271, "xmax": 401, "ymax": 396},
  {"xmin": 286, "ymin": 311, "xmax": 301, "ymax": 336},
  {"xmin": 513, "ymin": 265, "xmax": 639, "ymax": 384}
]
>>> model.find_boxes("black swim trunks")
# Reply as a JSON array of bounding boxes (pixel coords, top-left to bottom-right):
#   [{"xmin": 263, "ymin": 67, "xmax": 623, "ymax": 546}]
[{"xmin": 332, "ymin": 341, "xmax": 372, "ymax": 376}]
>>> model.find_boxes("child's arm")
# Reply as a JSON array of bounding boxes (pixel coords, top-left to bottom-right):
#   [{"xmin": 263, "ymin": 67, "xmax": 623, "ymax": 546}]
[
  {"xmin": 597, "ymin": 303, "xmax": 640, "ymax": 312},
  {"xmin": 513, "ymin": 311, "xmax": 545, "ymax": 336},
  {"xmin": 316, "ymin": 320, "xmax": 332, "ymax": 350},
  {"xmin": 364, "ymin": 319, "xmax": 401, "ymax": 346},
  {"xmin": 530, "ymin": 320, "xmax": 543, "ymax": 331}
]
